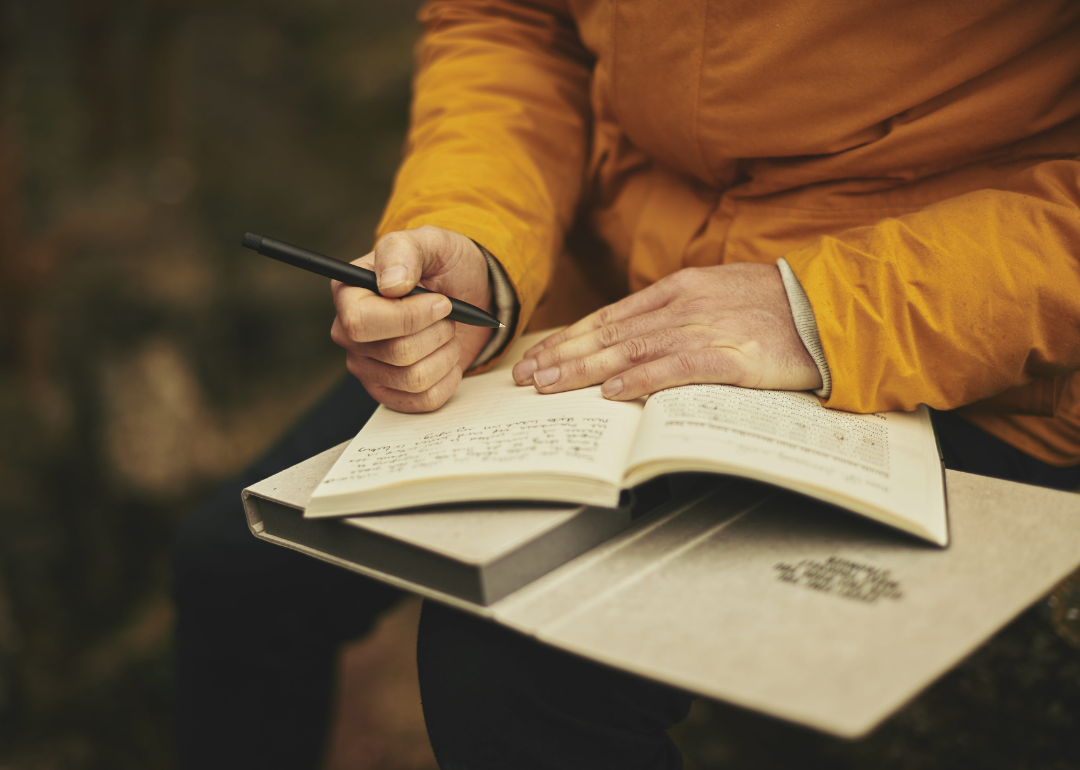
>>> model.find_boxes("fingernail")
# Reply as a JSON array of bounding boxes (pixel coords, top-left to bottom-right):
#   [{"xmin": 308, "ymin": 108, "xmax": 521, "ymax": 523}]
[
  {"xmin": 601, "ymin": 378, "xmax": 623, "ymax": 398},
  {"xmin": 432, "ymin": 297, "xmax": 452, "ymax": 319},
  {"xmin": 514, "ymin": 358, "xmax": 538, "ymax": 384},
  {"xmin": 534, "ymin": 367, "xmax": 560, "ymax": 387},
  {"xmin": 379, "ymin": 264, "xmax": 408, "ymax": 290}
]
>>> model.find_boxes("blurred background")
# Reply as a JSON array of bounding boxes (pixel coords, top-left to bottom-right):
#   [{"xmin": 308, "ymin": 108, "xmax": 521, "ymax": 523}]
[
  {"xmin": 1, "ymin": 0, "xmax": 427, "ymax": 766},
  {"xmin": 0, "ymin": 0, "xmax": 1078, "ymax": 768}
]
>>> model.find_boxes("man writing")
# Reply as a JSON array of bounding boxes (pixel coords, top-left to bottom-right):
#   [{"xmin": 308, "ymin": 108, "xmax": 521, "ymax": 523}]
[{"xmin": 175, "ymin": 1, "xmax": 1080, "ymax": 767}]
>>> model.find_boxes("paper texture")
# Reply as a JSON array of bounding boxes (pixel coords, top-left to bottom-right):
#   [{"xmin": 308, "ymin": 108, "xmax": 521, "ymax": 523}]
[
  {"xmin": 306, "ymin": 339, "xmax": 644, "ymax": 516},
  {"xmin": 303, "ymin": 330, "xmax": 946, "ymax": 546},
  {"xmin": 316, "ymin": 385, "xmax": 640, "ymax": 491},
  {"xmin": 493, "ymin": 475, "xmax": 1079, "ymax": 736},
  {"xmin": 627, "ymin": 385, "xmax": 947, "ymax": 544},
  {"xmin": 245, "ymin": 445, "xmax": 1080, "ymax": 737}
]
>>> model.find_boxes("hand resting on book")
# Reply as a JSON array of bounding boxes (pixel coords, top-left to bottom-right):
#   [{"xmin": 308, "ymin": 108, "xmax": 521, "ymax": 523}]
[
  {"xmin": 512, "ymin": 263, "xmax": 823, "ymax": 401},
  {"xmin": 330, "ymin": 226, "xmax": 494, "ymax": 413}
]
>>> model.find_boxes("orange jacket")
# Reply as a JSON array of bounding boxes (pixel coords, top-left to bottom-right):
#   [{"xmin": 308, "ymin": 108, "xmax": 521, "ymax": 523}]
[{"xmin": 377, "ymin": 0, "xmax": 1080, "ymax": 466}]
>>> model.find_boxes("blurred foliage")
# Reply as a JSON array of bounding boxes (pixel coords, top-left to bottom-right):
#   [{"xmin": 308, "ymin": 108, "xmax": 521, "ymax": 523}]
[{"xmin": 0, "ymin": 0, "xmax": 421, "ymax": 766}]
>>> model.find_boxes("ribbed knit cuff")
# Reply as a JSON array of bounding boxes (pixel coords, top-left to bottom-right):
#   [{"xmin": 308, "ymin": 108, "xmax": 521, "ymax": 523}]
[
  {"xmin": 470, "ymin": 241, "xmax": 518, "ymax": 369},
  {"xmin": 777, "ymin": 257, "xmax": 832, "ymax": 398}
]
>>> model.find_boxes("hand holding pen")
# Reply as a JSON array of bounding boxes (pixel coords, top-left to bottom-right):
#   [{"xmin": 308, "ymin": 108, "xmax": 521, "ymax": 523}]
[
  {"xmin": 243, "ymin": 232, "xmax": 501, "ymax": 328},
  {"xmin": 244, "ymin": 226, "xmax": 501, "ymax": 413}
]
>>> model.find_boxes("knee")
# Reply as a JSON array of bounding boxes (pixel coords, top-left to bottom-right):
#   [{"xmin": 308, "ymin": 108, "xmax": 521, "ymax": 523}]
[
  {"xmin": 416, "ymin": 600, "xmax": 519, "ymax": 712},
  {"xmin": 417, "ymin": 601, "xmax": 693, "ymax": 770},
  {"xmin": 416, "ymin": 601, "xmax": 528, "ymax": 767}
]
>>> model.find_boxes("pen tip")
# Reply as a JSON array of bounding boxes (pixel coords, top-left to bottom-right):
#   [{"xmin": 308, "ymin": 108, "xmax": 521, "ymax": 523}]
[{"xmin": 499, "ymin": 323, "xmax": 506, "ymax": 328}]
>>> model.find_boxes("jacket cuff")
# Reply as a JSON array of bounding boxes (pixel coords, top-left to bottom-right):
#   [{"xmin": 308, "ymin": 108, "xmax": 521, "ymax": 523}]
[
  {"xmin": 777, "ymin": 258, "xmax": 832, "ymax": 399},
  {"xmin": 470, "ymin": 241, "xmax": 519, "ymax": 369}
]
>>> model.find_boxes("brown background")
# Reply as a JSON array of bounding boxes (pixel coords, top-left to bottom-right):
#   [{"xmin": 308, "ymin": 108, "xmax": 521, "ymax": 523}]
[{"xmin": 0, "ymin": 1, "xmax": 1078, "ymax": 768}]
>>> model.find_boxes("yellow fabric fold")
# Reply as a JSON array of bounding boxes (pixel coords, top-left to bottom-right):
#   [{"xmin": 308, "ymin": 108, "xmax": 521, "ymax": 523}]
[
  {"xmin": 783, "ymin": 160, "xmax": 1080, "ymax": 418},
  {"xmin": 376, "ymin": 0, "xmax": 592, "ymax": 366}
]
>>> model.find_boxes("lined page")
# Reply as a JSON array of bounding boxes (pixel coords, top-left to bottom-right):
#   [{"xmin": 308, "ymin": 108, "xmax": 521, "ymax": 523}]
[
  {"xmin": 308, "ymin": 334, "xmax": 645, "ymax": 515},
  {"xmin": 626, "ymin": 385, "xmax": 947, "ymax": 544}
]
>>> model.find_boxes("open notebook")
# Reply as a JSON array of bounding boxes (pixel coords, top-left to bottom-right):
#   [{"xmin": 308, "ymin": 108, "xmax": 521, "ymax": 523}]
[{"xmin": 305, "ymin": 331, "xmax": 948, "ymax": 545}]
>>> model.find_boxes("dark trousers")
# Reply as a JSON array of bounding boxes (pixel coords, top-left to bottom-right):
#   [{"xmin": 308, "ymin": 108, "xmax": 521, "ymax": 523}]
[
  {"xmin": 173, "ymin": 377, "xmax": 403, "ymax": 769},
  {"xmin": 172, "ymin": 379, "xmax": 1080, "ymax": 770}
]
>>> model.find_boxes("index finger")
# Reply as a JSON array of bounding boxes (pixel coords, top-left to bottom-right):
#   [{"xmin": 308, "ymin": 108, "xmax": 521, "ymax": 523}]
[
  {"xmin": 330, "ymin": 255, "xmax": 376, "ymax": 303},
  {"xmin": 336, "ymin": 288, "xmax": 453, "ymax": 343},
  {"xmin": 523, "ymin": 281, "xmax": 673, "ymax": 359}
]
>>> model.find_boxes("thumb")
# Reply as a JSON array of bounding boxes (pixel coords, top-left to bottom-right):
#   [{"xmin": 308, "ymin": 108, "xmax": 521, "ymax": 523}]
[
  {"xmin": 373, "ymin": 227, "xmax": 457, "ymax": 298},
  {"xmin": 372, "ymin": 230, "xmax": 425, "ymax": 298}
]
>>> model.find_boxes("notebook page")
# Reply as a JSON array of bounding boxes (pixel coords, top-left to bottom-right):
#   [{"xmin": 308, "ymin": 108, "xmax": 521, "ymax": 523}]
[
  {"xmin": 309, "ymin": 357, "xmax": 645, "ymax": 512},
  {"xmin": 626, "ymin": 385, "xmax": 946, "ymax": 543}
]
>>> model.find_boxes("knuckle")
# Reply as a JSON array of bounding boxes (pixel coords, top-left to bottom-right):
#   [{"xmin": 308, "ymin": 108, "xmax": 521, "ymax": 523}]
[
  {"xmin": 343, "ymin": 310, "xmax": 369, "ymax": 342},
  {"xmin": 416, "ymin": 388, "xmax": 442, "ymax": 413},
  {"xmin": 386, "ymin": 336, "xmax": 413, "ymax": 364},
  {"xmin": 673, "ymin": 351, "xmax": 698, "ymax": 376},
  {"xmin": 402, "ymin": 304, "xmax": 427, "ymax": 336},
  {"xmin": 386, "ymin": 334, "xmax": 406, "ymax": 362},
  {"xmin": 446, "ymin": 336, "xmax": 463, "ymax": 364},
  {"xmin": 414, "ymin": 224, "xmax": 443, "ymax": 245},
  {"xmin": 663, "ymin": 269, "xmax": 690, "ymax": 291},
  {"xmin": 622, "ymin": 336, "xmax": 650, "ymax": 365},
  {"xmin": 431, "ymin": 319, "xmax": 456, "ymax": 348},
  {"xmin": 596, "ymin": 305, "xmax": 618, "ymax": 328},
  {"xmin": 571, "ymin": 358, "xmax": 590, "ymax": 380},
  {"xmin": 536, "ymin": 346, "xmax": 561, "ymax": 368},
  {"xmin": 376, "ymin": 231, "xmax": 408, "ymax": 252},
  {"xmin": 674, "ymin": 267, "xmax": 706, "ymax": 293},
  {"xmin": 598, "ymin": 323, "xmax": 621, "ymax": 349},
  {"xmin": 680, "ymin": 295, "xmax": 713, "ymax": 319},
  {"xmin": 403, "ymin": 363, "xmax": 430, "ymax": 393}
]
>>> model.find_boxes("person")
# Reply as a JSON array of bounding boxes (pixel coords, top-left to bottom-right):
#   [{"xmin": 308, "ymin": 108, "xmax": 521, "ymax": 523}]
[{"xmin": 173, "ymin": 0, "xmax": 1080, "ymax": 767}]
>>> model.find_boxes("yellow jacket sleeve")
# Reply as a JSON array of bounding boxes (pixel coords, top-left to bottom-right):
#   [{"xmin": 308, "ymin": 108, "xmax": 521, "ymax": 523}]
[
  {"xmin": 376, "ymin": 0, "xmax": 593, "ymax": 351},
  {"xmin": 783, "ymin": 158, "xmax": 1080, "ymax": 414}
]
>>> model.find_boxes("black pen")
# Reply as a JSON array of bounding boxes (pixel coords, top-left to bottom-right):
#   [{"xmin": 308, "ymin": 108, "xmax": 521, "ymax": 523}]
[{"xmin": 241, "ymin": 232, "xmax": 503, "ymax": 329}]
